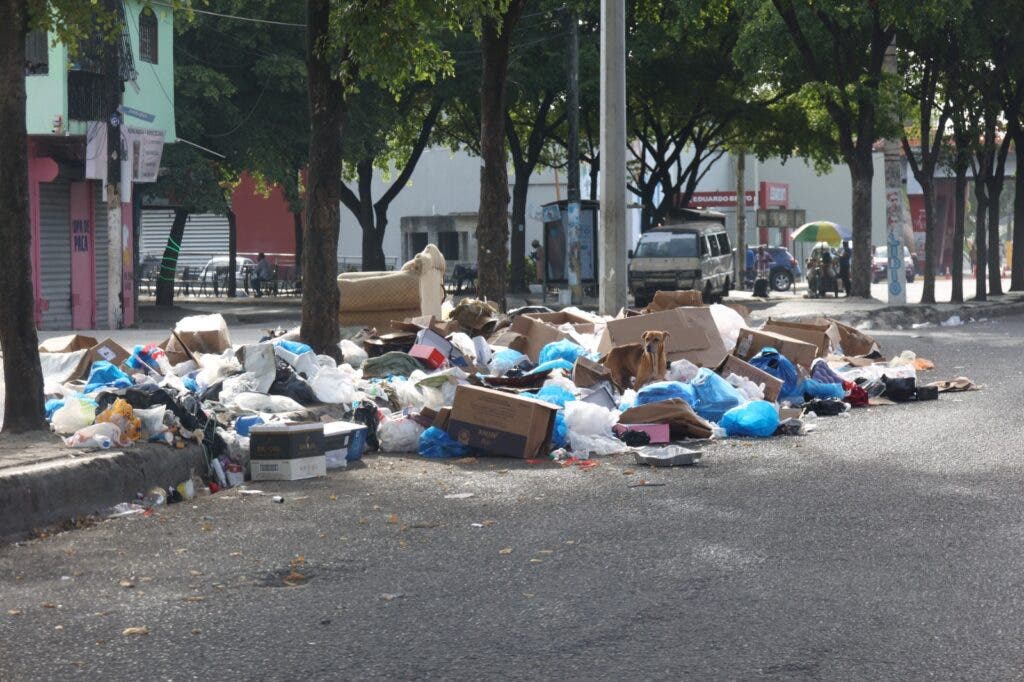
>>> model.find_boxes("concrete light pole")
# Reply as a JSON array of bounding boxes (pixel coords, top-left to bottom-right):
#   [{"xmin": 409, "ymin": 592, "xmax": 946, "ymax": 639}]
[
  {"xmin": 598, "ymin": 0, "xmax": 627, "ymax": 315},
  {"xmin": 882, "ymin": 38, "xmax": 907, "ymax": 304}
]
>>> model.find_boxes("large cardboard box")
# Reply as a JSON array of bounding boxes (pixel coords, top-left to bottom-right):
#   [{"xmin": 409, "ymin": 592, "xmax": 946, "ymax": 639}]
[
  {"xmin": 645, "ymin": 290, "xmax": 704, "ymax": 311},
  {"xmin": 250, "ymin": 423, "xmax": 325, "ymax": 460},
  {"xmin": 38, "ymin": 334, "xmax": 98, "ymax": 354},
  {"xmin": 809, "ymin": 316, "xmax": 880, "ymax": 357},
  {"xmin": 761, "ymin": 319, "xmax": 839, "ymax": 358},
  {"xmin": 524, "ymin": 310, "xmax": 598, "ymax": 333},
  {"xmin": 510, "ymin": 315, "xmax": 579, "ymax": 362},
  {"xmin": 733, "ymin": 328, "xmax": 818, "ymax": 369},
  {"xmin": 717, "ymin": 354, "xmax": 784, "ymax": 403},
  {"xmin": 171, "ymin": 313, "xmax": 232, "ymax": 356},
  {"xmin": 597, "ymin": 307, "xmax": 728, "ymax": 368},
  {"xmin": 70, "ymin": 337, "xmax": 132, "ymax": 381},
  {"xmin": 447, "ymin": 385, "xmax": 557, "ymax": 458},
  {"xmin": 488, "ymin": 329, "xmax": 528, "ymax": 355}
]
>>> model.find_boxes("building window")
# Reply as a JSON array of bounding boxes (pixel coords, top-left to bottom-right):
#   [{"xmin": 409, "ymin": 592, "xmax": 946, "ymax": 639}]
[
  {"xmin": 437, "ymin": 231, "xmax": 460, "ymax": 261},
  {"xmin": 25, "ymin": 30, "xmax": 48, "ymax": 75},
  {"xmin": 139, "ymin": 10, "xmax": 158, "ymax": 64}
]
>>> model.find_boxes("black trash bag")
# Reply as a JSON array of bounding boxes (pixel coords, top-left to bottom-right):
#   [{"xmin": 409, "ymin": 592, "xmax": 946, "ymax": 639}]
[
  {"xmin": 881, "ymin": 375, "xmax": 916, "ymax": 403},
  {"xmin": 94, "ymin": 391, "xmax": 121, "ymax": 413},
  {"xmin": 176, "ymin": 393, "xmax": 209, "ymax": 431},
  {"xmin": 618, "ymin": 429, "xmax": 651, "ymax": 447},
  {"xmin": 124, "ymin": 383, "xmax": 207, "ymax": 431},
  {"xmin": 200, "ymin": 380, "xmax": 224, "ymax": 403},
  {"xmin": 803, "ymin": 398, "xmax": 848, "ymax": 416},
  {"xmin": 269, "ymin": 359, "xmax": 317, "ymax": 405},
  {"xmin": 351, "ymin": 400, "xmax": 380, "ymax": 451}
]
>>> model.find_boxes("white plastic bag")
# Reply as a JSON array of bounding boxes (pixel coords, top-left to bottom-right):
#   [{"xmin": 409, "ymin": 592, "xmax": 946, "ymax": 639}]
[
  {"xmin": 135, "ymin": 405, "xmax": 168, "ymax": 441},
  {"xmin": 231, "ymin": 392, "xmax": 305, "ymax": 413},
  {"xmin": 569, "ymin": 432, "xmax": 627, "ymax": 457},
  {"xmin": 725, "ymin": 373, "xmax": 764, "ymax": 402},
  {"xmin": 377, "ymin": 412, "xmax": 425, "ymax": 453},
  {"xmin": 448, "ymin": 332, "xmax": 477, "ymax": 365},
  {"xmin": 63, "ymin": 422, "xmax": 122, "ymax": 449},
  {"xmin": 316, "ymin": 354, "xmax": 338, "ymax": 370},
  {"xmin": 394, "ymin": 380, "xmax": 427, "ymax": 410},
  {"xmin": 310, "ymin": 367, "xmax": 356, "ymax": 405},
  {"xmin": 340, "ymin": 339, "xmax": 368, "ymax": 369},
  {"xmin": 221, "ymin": 372, "xmax": 264, "ymax": 404},
  {"xmin": 274, "ymin": 345, "xmax": 319, "ymax": 379},
  {"xmin": 543, "ymin": 369, "xmax": 579, "ymax": 395},
  {"xmin": 665, "ymin": 358, "xmax": 700, "ymax": 383},
  {"xmin": 564, "ymin": 400, "xmax": 620, "ymax": 436},
  {"xmin": 51, "ymin": 397, "xmax": 96, "ymax": 435},
  {"xmin": 709, "ymin": 303, "xmax": 745, "ymax": 350},
  {"xmin": 888, "ymin": 350, "xmax": 916, "ymax": 367},
  {"xmin": 241, "ymin": 344, "xmax": 276, "ymax": 393},
  {"xmin": 196, "ymin": 351, "xmax": 242, "ymax": 389}
]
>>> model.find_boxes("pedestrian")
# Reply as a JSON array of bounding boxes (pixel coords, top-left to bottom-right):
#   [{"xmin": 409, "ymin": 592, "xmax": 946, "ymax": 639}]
[
  {"xmin": 253, "ymin": 252, "xmax": 273, "ymax": 298},
  {"xmin": 838, "ymin": 240, "xmax": 852, "ymax": 296},
  {"xmin": 755, "ymin": 246, "xmax": 772, "ymax": 297}
]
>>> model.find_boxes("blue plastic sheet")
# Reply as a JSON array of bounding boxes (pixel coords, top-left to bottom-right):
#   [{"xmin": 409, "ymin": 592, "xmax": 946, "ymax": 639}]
[
  {"xmin": 800, "ymin": 378, "xmax": 846, "ymax": 401},
  {"xmin": 234, "ymin": 415, "xmax": 265, "ymax": 437},
  {"xmin": 274, "ymin": 339, "xmax": 314, "ymax": 356},
  {"xmin": 636, "ymin": 381, "xmax": 697, "ymax": 407},
  {"xmin": 538, "ymin": 339, "xmax": 585, "ymax": 365},
  {"xmin": 749, "ymin": 347, "xmax": 801, "ymax": 401},
  {"xmin": 418, "ymin": 426, "xmax": 472, "ymax": 459},
  {"xmin": 84, "ymin": 361, "xmax": 132, "ymax": 394},
  {"xmin": 527, "ymin": 358, "xmax": 575, "ymax": 375},
  {"xmin": 490, "ymin": 348, "xmax": 527, "ymax": 375},
  {"xmin": 720, "ymin": 400, "xmax": 780, "ymax": 438},
  {"xmin": 44, "ymin": 398, "xmax": 64, "ymax": 420},
  {"xmin": 690, "ymin": 368, "xmax": 745, "ymax": 423},
  {"xmin": 522, "ymin": 385, "xmax": 576, "ymax": 408},
  {"xmin": 551, "ymin": 412, "xmax": 568, "ymax": 449}
]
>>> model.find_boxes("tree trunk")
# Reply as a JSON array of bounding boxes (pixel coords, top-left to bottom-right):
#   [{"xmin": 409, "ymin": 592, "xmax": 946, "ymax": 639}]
[
  {"xmin": 848, "ymin": 155, "xmax": 874, "ymax": 298},
  {"xmin": 973, "ymin": 176, "xmax": 988, "ymax": 301},
  {"xmin": 293, "ymin": 211, "xmax": 303, "ymax": 271},
  {"xmin": 588, "ymin": 157, "xmax": 599, "ymax": 202},
  {"xmin": 155, "ymin": 208, "xmax": 188, "ymax": 306},
  {"xmin": 509, "ymin": 168, "xmax": 530, "ymax": 293},
  {"xmin": 301, "ymin": 0, "xmax": 343, "ymax": 359},
  {"xmin": 1012, "ymin": 135, "xmax": 1024, "ymax": 291},
  {"xmin": 920, "ymin": 177, "xmax": 936, "ymax": 304},
  {"xmin": 476, "ymin": 5, "xmax": 524, "ymax": 310},
  {"xmin": 0, "ymin": 0, "xmax": 45, "ymax": 432},
  {"xmin": 987, "ymin": 192, "xmax": 1002, "ymax": 296},
  {"xmin": 226, "ymin": 208, "xmax": 237, "ymax": 297},
  {"xmin": 951, "ymin": 133, "xmax": 969, "ymax": 303},
  {"xmin": 360, "ymin": 221, "xmax": 386, "ymax": 271}
]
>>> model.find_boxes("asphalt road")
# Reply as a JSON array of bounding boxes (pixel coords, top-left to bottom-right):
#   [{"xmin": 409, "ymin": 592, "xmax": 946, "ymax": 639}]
[{"xmin": 1, "ymin": 318, "xmax": 1022, "ymax": 679}]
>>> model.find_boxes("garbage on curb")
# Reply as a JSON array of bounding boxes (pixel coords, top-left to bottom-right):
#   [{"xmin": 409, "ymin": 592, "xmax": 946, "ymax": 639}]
[{"xmin": 36, "ymin": 290, "xmax": 976, "ymax": 502}]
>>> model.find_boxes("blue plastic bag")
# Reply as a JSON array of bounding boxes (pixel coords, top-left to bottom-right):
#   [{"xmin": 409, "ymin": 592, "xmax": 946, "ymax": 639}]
[
  {"xmin": 235, "ymin": 415, "xmax": 265, "ymax": 437},
  {"xmin": 538, "ymin": 339, "xmax": 585, "ymax": 365},
  {"xmin": 273, "ymin": 339, "xmax": 314, "ymax": 356},
  {"xmin": 489, "ymin": 348, "xmax": 528, "ymax": 375},
  {"xmin": 527, "ymin": 358, "xmax": 575, "ymax": 375},
  {"xmin": 720, "ymin": 400, "xmax": 780, "ymax": 438},
  {"xmin": 636, "ymin": 381, "xmax": 697, "ymax": 407},
  {"xmin": 749, "ymin": 347, "xmax": 801, "ymax": 401},
  {"xmin": 44, "ymin": 398, "xmax": 64, "ymax": 420},
  {"xmin": 550, "ymin": 412, "xmax": 568, "ymax": 450},
  {"xmin": 84, "ymin": 361, "xmax": 133, "ymax": 394},
  {"xmin": 418, "ymin": 426, "xmax": 472, "ymax": 459},
  {"xmin": 523, "ymin": 385, "xmax": 576, "ymax": 408},
  {"xmin": 690, "ymin": 368, "xmax": 745, "ymax": 423},
  {"xmin": 800, "ymin": 378, "xmax": 845, "ymax": 401}
]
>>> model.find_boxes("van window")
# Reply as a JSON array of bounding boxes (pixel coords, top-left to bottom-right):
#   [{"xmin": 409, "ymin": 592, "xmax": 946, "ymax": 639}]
[
  {"xmin": 634, "ymin": 232, "xmax": 698, "ymax": 258},
  {"xmin": 716, "ymin": 233, "xmax": 731, "ymax": 254},
  {"xmin": 705, "ymin": 235, "xmax": 721, "ymax": 257}
]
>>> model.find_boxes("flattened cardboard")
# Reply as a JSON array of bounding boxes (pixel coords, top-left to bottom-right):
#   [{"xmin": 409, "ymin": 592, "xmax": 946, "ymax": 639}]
[
  {"xmin": 598, "ymin": 307, "xmax": 728, "ymax": 368},
  {"xmin": 733, "ymin": 328, "xmax": 818, "ymax": 370},
  {"xmin": 510, "ymin": 315, "xmax": 579, "ymax": 362},
  {"xmin": 761, "ymin": 319, "xmax": 839, "ymax": 358},
  {"xmin": 38, "ymin": 334, "xmax": 98, "ymax": 354},
  {"xmin": 447, "ymin": 385, "xmax": 557, "ymax": 458},
  {"xmin": 644, "ymin": 290, "xmax": 703, "ymax": 311},
  {"xmin": 810, "ymin": 316, "xmax": 880, "ymax": 357},
  {"xmin": 572, "ymin": 355, "xmax": 612, "ymax": 388},
  {"xmin": 717, "ymin": 354, "xmax": 784, "ymax": 403},
  {"xmin": 524, "ymin": 310, "xmax": 598, "ymax": 333}
]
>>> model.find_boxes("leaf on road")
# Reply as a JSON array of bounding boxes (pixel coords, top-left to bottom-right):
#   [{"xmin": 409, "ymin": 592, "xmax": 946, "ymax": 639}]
[
  {"xmin": 183, "ymin": 596, "xmax": 205, "ymax": 603},
  {"xmin": 499, "ymin": 547, "xmax": 513, "ymax": 555},
  {"xmin": 7, "ymin": 609, "xmax": 22, "ymax": 616},
  {"xmin": 282, "ymin": 571, "xmax": 306, "ymax": 586},
  {"xmin": 444, "ymin": 493, "xmax": 474, "ymax": 499},
  {"xmin": 387, "ymin": 514, "xmax": 399, "ymax": 524},
  {"xmin": 118, "ymin": 579, "xmax": 135, "ymax": 589},
  {"xmin": 41, "ymin": 603, "xmax": 58, "ymax": 609},
  {"xmin": 122, "ymin": 626, "xmax": 149, "ymax": 636}
]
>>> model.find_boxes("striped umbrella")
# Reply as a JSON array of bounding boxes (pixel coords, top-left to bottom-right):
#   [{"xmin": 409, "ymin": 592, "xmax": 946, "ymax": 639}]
[{"xmin": 791, "ymin": 221, "xmax": 851, "ymax": 247}]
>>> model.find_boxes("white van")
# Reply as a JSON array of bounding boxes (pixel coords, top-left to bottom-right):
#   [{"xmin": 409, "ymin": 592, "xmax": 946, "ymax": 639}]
[{"xmin": 627, "ymin": 209, "xmax": 733, "ymax": 307}]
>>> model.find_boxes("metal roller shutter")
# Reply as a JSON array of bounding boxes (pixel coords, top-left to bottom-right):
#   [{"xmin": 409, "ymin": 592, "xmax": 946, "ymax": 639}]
[
  {"xmin": 94, "ymin": 183, "xmax": 109, "ymax": 327},
  {"xmin": 38, "ymin": 180, "xmax": 71, "ymax": 330},
  {"xmin": 139, "ymin": 210, "xmax": 229, "ymax": 271}
]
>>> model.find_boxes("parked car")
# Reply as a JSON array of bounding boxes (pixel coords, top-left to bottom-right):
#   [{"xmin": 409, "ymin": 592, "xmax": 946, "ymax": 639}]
[
  {"xmin": 744, "ymin": 245, "xmax": 802, "ymax": 292},
  {"xmin": 628, "ymin": 208, "xmax": 733, "ymax": 306},
  {"xmin": 871, "ymin": 245, "xmax": 915, "ymax": 284},
  {"xmin": 198, "ymin": 256, "xmax": 256, "ymax": 289}
]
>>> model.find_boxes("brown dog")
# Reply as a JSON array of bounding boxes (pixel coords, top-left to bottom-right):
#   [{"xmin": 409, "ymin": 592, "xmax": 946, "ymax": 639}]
[{"xmin": 603, "ymin": 330, "xmax": 670, "ymax": 391}]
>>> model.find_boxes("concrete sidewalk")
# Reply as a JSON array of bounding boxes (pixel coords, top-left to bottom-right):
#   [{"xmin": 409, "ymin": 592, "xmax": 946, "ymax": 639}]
[{"xmin": 0, "ymin": 433, "xmax": 206, "ymax": 541}]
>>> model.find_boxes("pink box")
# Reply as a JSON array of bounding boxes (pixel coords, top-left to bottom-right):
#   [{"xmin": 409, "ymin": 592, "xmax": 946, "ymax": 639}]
[{"xmin": 613, "ymin": 423, "xmax": 670, "ymax": 444}]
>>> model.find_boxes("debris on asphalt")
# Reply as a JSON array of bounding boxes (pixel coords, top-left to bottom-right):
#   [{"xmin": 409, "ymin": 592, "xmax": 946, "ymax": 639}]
[{"xmin": 36, "ymin": 289, "xmax": 978, "ymax": 509}]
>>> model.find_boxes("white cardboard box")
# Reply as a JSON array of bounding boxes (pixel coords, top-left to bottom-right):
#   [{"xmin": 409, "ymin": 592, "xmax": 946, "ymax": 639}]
[{"xmin": 251, "ymin": 455, "xmax": 327, "ymax": 481}]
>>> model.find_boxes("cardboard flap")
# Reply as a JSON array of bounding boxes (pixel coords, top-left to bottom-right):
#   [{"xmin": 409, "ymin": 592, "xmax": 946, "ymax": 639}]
[{"xmin": 598, "ymin": 307, "xmax": 727, "ymax": 368}]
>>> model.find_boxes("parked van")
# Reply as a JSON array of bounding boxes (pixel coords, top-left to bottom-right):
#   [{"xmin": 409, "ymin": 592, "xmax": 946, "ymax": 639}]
[{"xmin": 627, "ymin": 209, "xmax": 733, "ymax": 307}]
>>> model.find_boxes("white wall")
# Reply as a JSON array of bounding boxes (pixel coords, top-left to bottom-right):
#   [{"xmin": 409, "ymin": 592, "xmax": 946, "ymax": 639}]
[{"xmin": 338, "ymin": 147, "xmax": 562, "ymax": 263}]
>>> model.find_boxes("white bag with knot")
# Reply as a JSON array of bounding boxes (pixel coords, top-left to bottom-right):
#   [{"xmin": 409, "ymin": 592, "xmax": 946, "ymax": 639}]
[
  {"xmin": 310, "ymin": 367, "xmax": 356, "ymax": 405},
  {"xmin": 339, "ymin": 339, "xmax": 369, "ymax": 369},
  {"xmin": 52, "ymin": 397, "xmax": 97, "ymax": 435},
  {"xmin": 564, "ymin": 400, "xmax": 620, "ymax": 436},
  {"xmin": 666, "ymin": 358, "xmax": 700, "ymax": 383},
  {"xmin": 709, "ymin": 303, "xmax": 745, "ymax": 350},
  {"xmin": 724, "ymin": 373, "xmax": 764, "ymax": 402},
  {"xmin": 377, "ymin": 412, "xmax": 425, "ymax": 453}
]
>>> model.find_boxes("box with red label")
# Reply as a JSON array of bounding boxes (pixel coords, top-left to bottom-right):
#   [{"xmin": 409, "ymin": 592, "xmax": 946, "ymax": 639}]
[
  {"xmin": 410, "ymin": 344, "xmax": 447, "ymax": 369},
  {"xmin": 613, "ymin": 423, "xmax": 671, "ymax": 444}
]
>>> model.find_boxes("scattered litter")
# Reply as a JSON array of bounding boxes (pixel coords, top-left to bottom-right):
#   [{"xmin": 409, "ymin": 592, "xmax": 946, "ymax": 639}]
[
  {"xmin": 633, "ymin": 445, "xmax": 702, "ymax": 467},
  {"xmin": 443, "ymin": 492, "xmax": 474, "ymax": 499},
  {"xmin": 941, "ymin": 315, "xmax": 964, "ymax": 327},
  {"xmin": 122, "ymin": 626, "xmax": 150, "ymax": 637},
  {"xmin": 379, "ymin": 593, "xmax": 405, "ymax": 602}
]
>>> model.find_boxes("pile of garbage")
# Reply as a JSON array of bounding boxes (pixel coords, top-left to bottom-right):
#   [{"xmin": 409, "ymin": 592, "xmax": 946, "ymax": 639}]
[{"xmin": 37, "ymin": 291, "xmax": 979, "ymax": 496}]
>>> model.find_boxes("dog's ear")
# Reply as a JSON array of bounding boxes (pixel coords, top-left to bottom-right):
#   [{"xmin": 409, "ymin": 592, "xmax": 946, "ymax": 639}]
[{"xmin": 663, "ymin": 330, "xmax": 670, "ymax": 338}]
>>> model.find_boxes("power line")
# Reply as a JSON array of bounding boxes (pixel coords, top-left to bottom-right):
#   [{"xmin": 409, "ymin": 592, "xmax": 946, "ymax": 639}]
[
  {"xmin": 206, "ymin": 81, "xmax": 270, "ymax": 138},
  {"xmin": 151, "ymin": 1, "xmax": 305, "ymax": 28}
]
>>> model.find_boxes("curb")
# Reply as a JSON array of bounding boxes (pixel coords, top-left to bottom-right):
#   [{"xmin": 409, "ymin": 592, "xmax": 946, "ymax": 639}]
[
  {"xmin": 758, "ymin": 296, "xmax": 1024, "ymax": 329},
  {"xmin": 0, "ymin": 443, "xmax": 207, "ymax": 541}
]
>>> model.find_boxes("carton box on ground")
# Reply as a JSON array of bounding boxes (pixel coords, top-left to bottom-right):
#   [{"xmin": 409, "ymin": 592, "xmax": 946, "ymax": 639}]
[
  {"xmin": 523, "ymin": 310, "xmax": 598, "ymax": 333},
  {"xmin": 717, "ymin": 354, "xmax": 784, "ymax": 403},
  {"xmin": 38, "ymin": 334, "xmax": 98, "ymax": 353},
  {"xmin": 72, "ymin": 337, "xmax": 132, "ymax": 381},
  {"xmin": 447, "ymin": 385, "xmax": 557, "ymax": 458},
  {"xmin": 250, "ymin": 423, "xmax": 325, "ymax": 460},
  {"xmin": 645, "ymin": 290, "xmax": 704, "ymax": 311},
  {"xmin": 761, "ymin": 319, "xmax": 839, "ymax": 358},
  {"xmin": 598, "ymin": 307, "xmax": 728, "ymax": 368},
  {"xmin": 808, "ymin": 316, "xmax": 880, "ymax": 357},
  {"xmin": 733, "ymin": 327, "xmax": 818, "ymax": 370}
]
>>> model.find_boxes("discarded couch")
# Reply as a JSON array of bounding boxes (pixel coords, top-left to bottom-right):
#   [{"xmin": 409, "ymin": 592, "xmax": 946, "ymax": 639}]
[{"xmin": 337, "ymin": 244, "xmax": 447, "ymax": 329}]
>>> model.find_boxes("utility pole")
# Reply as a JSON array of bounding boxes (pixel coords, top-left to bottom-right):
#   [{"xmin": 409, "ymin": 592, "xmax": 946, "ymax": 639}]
[
  {"xmin": 107, "ymin": 114, "xmax": 123, "ymax": 329},
  {"xmin": 882, "ymin": 38, "xmax": 907, "ymax": 304},
  {"xmin": 565, "ymin": 8, "xmax": 582, "ymax": 304},
  {"xmin": 735, "ymin": 150, "xmax": 746, "ymax": 289},
  {"xmin": 598, "ymin": 0, "xmax": 627, "ymax": 315}
]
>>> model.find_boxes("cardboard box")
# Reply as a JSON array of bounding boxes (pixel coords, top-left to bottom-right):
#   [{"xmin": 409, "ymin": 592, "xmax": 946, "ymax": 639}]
[
  {"xmin": 249, "ymin": 423, "xmax": 325, "ymax": 460},
  {"xmin": 613, "ymin": 423, "xmax": 671, "ymax": 443},
  {"xmin": 717, "ymin": 354, "xmax": 784, "ymax": 403},
  {"xmin": 38, "ymin": 334, "xmax": 98, "ymax": 353},
  {"xmin": 761, "ymin": 319, "xmax": 839, "ymax": 358},
  {"xmin": 172, "ymin": 313, "xmax": 232, "ymax": 356},
  {"xmin": 447, "ymin": 385, "xmax": 557, "ymax": 458},
  {"xmin": 598, "ymin": 307, "xmax": 728, "ymax": 368},
  {"xmin": 488, "ymin": 329, "xmax": 528, "ymax": 355},
  {"xmin": 410, "ymin": 344, "xmax": 447, "ymax": 369},
  {"xmin": 323, "ymin": 421, "xmax": 368, "ymax": 462},
  {"xmin": 779, "ymin": 407, "xmax": 803, "ymax": 420},
  {"xmin": 733, "ymin": 328, "xmax": 818, "ymax": 370},
  {"xmin": 509, "ymin": 315, "xmax": 577, "ymax": 362},
  {"xmin": 644, "ymin": 290, "xmax": 703, "ymax": 311},
  {"xmin": 524, "ymin": 310, "xmax": 598, "ymax": 333},
  {"xmin": 251, "ymin": 456, "xmax": 327, "ymax": 481},
  {"xmin": 572, "ymin": 355, "xmax": 612, "ymax": 388},
  {"xmin": 71, "ymin": 337, "xmax": 132, "ymax": 381},
  {"xmin": 433, "ymin": 407, "xmax": 452, "ymax": 431},
  {"xmin": 809, "ymin": 317, "xmax": 880, "ymax": 357}
]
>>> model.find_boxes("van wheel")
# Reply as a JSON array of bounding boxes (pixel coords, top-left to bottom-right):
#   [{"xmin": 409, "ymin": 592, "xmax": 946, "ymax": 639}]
[
  {"xmin": 721, "ymin": 277, "xmax": 731, "ymax": 299},
  {"xmin": 703, "ymin": 280, "xmax": 715, "ymax": 304}
]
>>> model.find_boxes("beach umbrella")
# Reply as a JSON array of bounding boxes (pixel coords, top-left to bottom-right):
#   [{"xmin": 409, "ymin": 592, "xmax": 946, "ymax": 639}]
[{"xmin": 791, "ymin": 221, "xmax": 850, "ymax": 247}]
